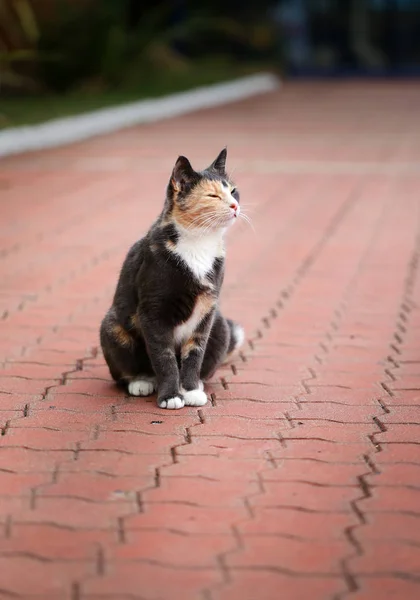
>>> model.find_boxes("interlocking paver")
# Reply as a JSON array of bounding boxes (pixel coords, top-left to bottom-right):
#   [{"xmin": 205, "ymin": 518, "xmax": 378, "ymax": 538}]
[
  {"xmin": 113, "ymin": 529, "xmax": 235, "ymax": 567},
  {"xmin": 127, "ymin": 503, "xmax": 249, "ymax": 534},
  {"xmin": 0, "ymin": 447, "xmax": 71, "ymax": 471},
  {"xmin": 348, "ymin": 579, "xmax": 420, "ymax": 600},
  {"xmin": 366, "ymin": 463, "xmax": 420, "ymax": 486},
  {"xmin": 0, "ymin": 557, "xmax": 96, "ymax": 597},
  {"xmin": 144, "ymin": 477, "xmax": 260, "ymax": 507},
  {"xmin": 374, "ymin": 443, "xmax": 420, "ymax": 462},
  {"xmin": 226, "ymin": 535, "xmax": 348, "ymax": 573},
  {"xmin": 1, "ymin": 81, "xmax": 420, "ymax": 599},
  {"xmin": 238, "ymin": 506, "xmax": 356, "ymax": 538},
  {"xmin": 40, "ymin": 471, "xmax": 154, "ymax": 502},
  {"xmin": 27, "ymin": 496, "xmax": 138, "ymax": 528},
  {"xmin": 249, "ymin": 480, "xmax": 356, "ymax": 512},
  {"xmin": 82, "ymin": 563, "xmax": 220, "ymax": 599},
  {"xmin": 351, "ymin": 540, "xmax": 420, "ymax": 574},
  {"xmin": 261, "ymin": 459, "xmax": 364, "ymax": 485},
  {"xmin": 211, "ymin": 572, "xmax": 342, "ymax": 600},
  {"xmin": 3, "ymin": 523, "xmax": 115, "ymax": 561},
  {"xmin": 79, "ymin": 432, "xmax": 184, "ymax": 454},
  {"xmin": 2, "ymin": 427, "xmax": 84, "ymax": 450},
  {"xmin": 159, "ymin": 455, "xmax": 265, "ymax": 480}
]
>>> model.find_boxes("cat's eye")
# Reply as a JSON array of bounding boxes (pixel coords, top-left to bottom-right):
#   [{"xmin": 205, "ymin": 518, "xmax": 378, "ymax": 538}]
[
  {"xmin": 231, "ymin": 188, "xmax": 237, "ymax": 195},
  {"xmin": 208, "ymin": 194, "xmax": 220, "ymax": 199}
]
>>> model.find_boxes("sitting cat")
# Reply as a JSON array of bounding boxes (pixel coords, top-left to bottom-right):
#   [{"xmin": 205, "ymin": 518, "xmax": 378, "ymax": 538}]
[{"xmin": 100, "ymin": 148, "xmax": 244, "ymax": 409}]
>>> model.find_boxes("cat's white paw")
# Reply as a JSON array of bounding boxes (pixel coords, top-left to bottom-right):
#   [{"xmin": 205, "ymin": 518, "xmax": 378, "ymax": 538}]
[
  {"xmin": 159, "ymin": 396, "xmax": 185, "ymax": 410},
  {"xmin": 197, "ymin": 380, "xmax": 204, "ymax": 391},
  {"xmin": 127, "ymin": 377, "xmax": 156, "ymax": 397},
  {"xmin": 183, "ymin": 388, "xmax": 208, "ymax": 407}
]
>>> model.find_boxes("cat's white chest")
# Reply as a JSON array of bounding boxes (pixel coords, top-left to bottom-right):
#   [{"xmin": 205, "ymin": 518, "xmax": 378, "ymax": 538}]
[
  {"xmin": 172, "ymin": 230, "xmax": 223, "ymax": 344},
  {"xmin": 174, "ymin": 232, "xmax": 224, "ymax": 281}
]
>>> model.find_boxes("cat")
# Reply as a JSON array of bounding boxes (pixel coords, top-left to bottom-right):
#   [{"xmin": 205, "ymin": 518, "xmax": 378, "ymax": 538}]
[{"xmin": 100, "ymin": 148, "xmax": 244, "ymax": 409}]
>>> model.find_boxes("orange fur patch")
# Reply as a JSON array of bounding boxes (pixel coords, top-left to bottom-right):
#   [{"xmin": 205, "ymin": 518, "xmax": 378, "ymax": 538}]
[
  {"xmin": 129, "ymin": 314, "xmax": 140, "ymax": 331},
  {"xmin": 174, "ymin": 291, "xmax": 216, "ymax": 345},
  {"xmin": 181, "ymin": 337, "xmax": 199, "ymax": 360},
  {"xmin": 172, "ymin": 179, "xmax": 232, "ymax": 230},
  {"xmin": 165, "ymin": 238, "xmax": 176, "ymax": 251},
  {"xmin": 195, "ymin": 291, "xmax": 216, "ymax": 319},
  {"xmin": 112, "ymin": 324, "xmax": 133, "ymax": 347}
]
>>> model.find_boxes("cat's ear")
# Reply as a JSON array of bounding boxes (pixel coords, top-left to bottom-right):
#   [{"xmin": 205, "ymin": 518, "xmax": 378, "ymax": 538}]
[
  {"xmin": 171, "ymin": 156, "xmax": 197, "ymax": 190},
  {"xmin": 208, "ymin": 147, "xmax": 227, "ymax": 175}
]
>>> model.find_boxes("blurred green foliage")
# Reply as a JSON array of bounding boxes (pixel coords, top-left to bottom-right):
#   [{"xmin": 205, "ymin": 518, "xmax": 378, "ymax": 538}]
[{"xmin": 0, "ymin": 0, "xmax": 276, "ymax": 95}]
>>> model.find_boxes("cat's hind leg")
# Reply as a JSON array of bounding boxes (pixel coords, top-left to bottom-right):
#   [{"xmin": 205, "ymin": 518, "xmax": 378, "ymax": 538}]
[
  {"xmin": 200, "ymin": 312, "xmax": 245, "ymax": 381},
  {"xmin": 100, "ymin": 309, "xmax": 156, "ymax": 396}
]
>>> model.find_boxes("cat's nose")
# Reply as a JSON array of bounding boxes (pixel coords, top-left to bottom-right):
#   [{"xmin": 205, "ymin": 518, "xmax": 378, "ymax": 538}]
[{"xmin": 230, "ymin": 201, "xmax": 239, "ymax": 215}]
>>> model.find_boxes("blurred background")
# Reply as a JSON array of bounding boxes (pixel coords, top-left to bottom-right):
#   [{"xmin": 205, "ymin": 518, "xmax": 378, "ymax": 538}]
[{"xmin": 1, "ymin": 0, "xmax": 420, "ymax": 129}]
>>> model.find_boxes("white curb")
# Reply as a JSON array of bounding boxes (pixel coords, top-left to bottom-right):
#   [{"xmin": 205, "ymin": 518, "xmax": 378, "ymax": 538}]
[{"xmin": 0, "ymin": 72, "xmax": 280, "ymax": 158}]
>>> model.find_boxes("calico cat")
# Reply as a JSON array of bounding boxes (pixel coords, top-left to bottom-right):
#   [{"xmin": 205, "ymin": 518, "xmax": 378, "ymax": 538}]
[{"xmin": 100, "ymin": 148, "xmax": 244, "ymax": 409}]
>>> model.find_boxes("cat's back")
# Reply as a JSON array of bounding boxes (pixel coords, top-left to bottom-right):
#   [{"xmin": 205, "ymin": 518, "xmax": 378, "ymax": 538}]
[{"xmin": 113, "ymin": 235, "xmax": 149, "ymax": 305}]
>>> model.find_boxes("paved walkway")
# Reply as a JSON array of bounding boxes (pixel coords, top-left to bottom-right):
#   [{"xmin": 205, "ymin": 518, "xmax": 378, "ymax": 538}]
[{"xmin": 1, "ymin": 81, "xmax": 420, "ymax": 600}]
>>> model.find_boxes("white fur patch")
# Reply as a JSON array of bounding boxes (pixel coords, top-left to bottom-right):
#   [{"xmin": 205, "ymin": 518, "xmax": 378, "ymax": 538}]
[
  {"xmin": 127, "ymin": 377, "xmax": 156, "ymax": 397},
  {"xmin": 222, "ymin": 185, "xmax": 240, "ymax": 216},
  {"xmin": 173, "ymin": 230, "xmax": 224, "ymax": 281},
  {"xmin": 232, "ymin": 324, "xmax": 245, "ymax": 349},
  {"xmin": 172, "ymin": 229, "xmax": 222, "ymax": 345},
  {"xmin": 181, "ymin": 380, "xmax": 204, "ymax": 392},
  {"xmin": 159, "ymin": 396, "xmax": 185, "ymax": 410},
  {"xmin": 224, "ymin": 324, "xmax": 245, "ymax": 363},
  {"xmin": 182, "ymin": 388, "xmax": 208, "ymax": 407},
  {"xmin": 174, "ymin": 301, "xmax": 207, "ymax": 345}
]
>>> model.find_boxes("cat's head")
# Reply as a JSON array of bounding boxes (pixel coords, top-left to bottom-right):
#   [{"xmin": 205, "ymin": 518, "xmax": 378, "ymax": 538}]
[{"xmin": 166, "ymin": 148, "xmax": 240, "ymax": 234}]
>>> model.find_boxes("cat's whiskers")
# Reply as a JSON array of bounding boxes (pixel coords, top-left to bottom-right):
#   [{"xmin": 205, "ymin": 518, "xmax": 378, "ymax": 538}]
[
  {"xmin": 184, "ymin": 211, "xmax": 224, "ymax": 234},
  {"xmin": 184, "ymin": 217, "xmax": 216, "ymax": 235},
  {"xmin": 201, "ymin": 218, "xmax": 224, "ymax": 237},
  {"xmin": 196, "ymin": 209, "xmax": 250, "ymax": 235},
  {"xmin": 239, "ymin": 212, "xmax": 252, "ymax": 224},
  {"xmin": 182, "ymin": 217, "xmax": 210, "ymax": 234},
  {"xmin": 187, "ymin": 210, "xmax": 219, "ymax": 226},
  {"xmin": 239, "ymin": 210, "xmax": 252, "ymax": 221},
  {"xmin": 238, "ymin": 211, "xmax": 255, "ymax": 233}
]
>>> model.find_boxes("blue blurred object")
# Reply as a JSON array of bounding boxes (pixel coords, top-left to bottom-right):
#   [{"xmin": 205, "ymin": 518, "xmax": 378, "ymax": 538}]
[
  {"xmin": 273, "ymin": 0, "xmax": 420, "ymax": 77},
  {"xmin": 272, "ymin": 0, "xmax": 310, "ymax": 69}
]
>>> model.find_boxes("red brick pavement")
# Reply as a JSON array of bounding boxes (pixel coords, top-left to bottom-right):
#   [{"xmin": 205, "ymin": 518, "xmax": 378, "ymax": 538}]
[{"xmin": 1, "ymin": 81, "xmax": 420, "ymax": 599}]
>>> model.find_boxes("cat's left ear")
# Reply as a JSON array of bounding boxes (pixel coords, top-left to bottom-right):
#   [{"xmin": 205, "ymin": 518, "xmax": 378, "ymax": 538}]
[{"xmin": 208, "ymin": 147, "xmax": 227, "ymax": 175}]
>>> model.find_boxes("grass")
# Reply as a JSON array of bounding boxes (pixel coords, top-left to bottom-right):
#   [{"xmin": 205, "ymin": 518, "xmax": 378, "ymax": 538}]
[{"xmin": 0, "ymin": 62, "xmax": 268, "ymax": 130}]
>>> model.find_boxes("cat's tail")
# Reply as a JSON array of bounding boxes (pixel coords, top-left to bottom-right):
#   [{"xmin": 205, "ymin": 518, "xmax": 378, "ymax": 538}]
[{"xmin": 225, "ymin": 318, "xmax": 245, "ymax": 360}]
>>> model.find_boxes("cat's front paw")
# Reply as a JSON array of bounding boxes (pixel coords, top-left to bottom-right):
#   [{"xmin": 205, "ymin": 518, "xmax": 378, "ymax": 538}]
[
  {"xmin": 182, "ymin": 387, "xmax": 208, "ymax": 407},
  {"xmin": 158, "ymin": 396, "xmax": 185, "ymax": 410},
  {"xmin": 127, "ymin": 377, "xmax": 156, "ymax": 397}
]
